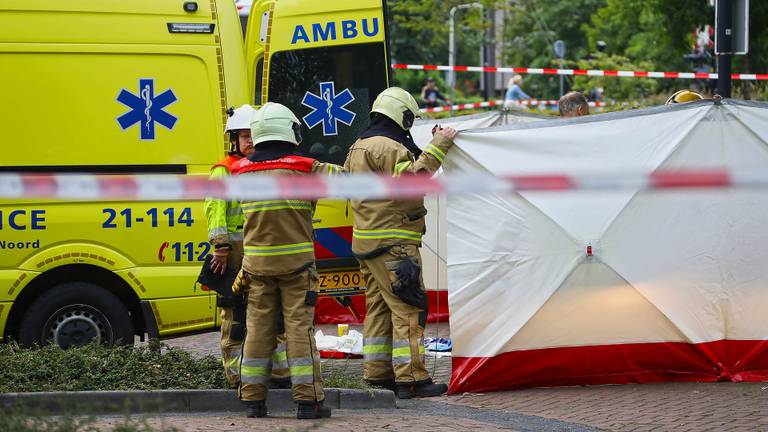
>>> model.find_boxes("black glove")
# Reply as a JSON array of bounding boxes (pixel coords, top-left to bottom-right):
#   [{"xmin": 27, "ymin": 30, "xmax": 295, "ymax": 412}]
[
  {"xmin": 392, "ymin": 258, "xmax": 427, "ymax": 310},
  {"xmin": 396, "ymin": 257, "xmax": 420, "ymax": 289},
  {"xmin": 196, "ymin": 254, "xmax": 238, "ymax": 297}
]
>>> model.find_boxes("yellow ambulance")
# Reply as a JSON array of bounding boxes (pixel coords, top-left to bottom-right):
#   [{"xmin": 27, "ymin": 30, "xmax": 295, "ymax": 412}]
[{"xmin": 0, "ymin": 0, "xmax": 389, "ymax": 347}]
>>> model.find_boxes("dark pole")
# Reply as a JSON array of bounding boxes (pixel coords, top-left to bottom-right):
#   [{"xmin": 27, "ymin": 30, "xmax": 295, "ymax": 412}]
[
  {"xmin": 483, "ymin": 8, "xmax": 495, "ymax": 102},
  {"xmin": 716, "ymin": 0, "xmax": 733, "ymax": 98}
]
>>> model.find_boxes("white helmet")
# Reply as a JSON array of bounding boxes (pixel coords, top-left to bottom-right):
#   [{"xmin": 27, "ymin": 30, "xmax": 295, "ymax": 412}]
[
  {"xmin": 250, "ymin": 102, "xmax": 303, "ymax": 146},
  {"xmin": 371, "ymin": 87, "xmax": 421, "ymax": 130},
  {"xmin": 225, "ymin": 104, "xmax": 258, "ymax": 132}
]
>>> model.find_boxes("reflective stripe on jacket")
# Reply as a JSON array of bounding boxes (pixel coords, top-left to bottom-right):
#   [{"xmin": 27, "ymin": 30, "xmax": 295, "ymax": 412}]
[
  {"xmin": 204, "ymin": 155, "xmax": 245, "ymax": 244},
  {"xmin": 343, "ymin": 134, "xmax": 453, "ymax": 255},
  {"xmin": 233, "ymin": 155, "xmax": 344, "ymax": 275}
]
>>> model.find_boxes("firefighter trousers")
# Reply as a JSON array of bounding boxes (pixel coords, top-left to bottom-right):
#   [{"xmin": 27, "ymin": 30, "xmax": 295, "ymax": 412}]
[
  {"xmin": 360, "ymin": 244, "xmax": 430, "ymax": 384},
  {"xmin": 239, "ymin": 268, "xmax": 324, "ymax": 402},
  {"xmin": 219, "ymin": 241, "xmax": 290, "ymax": 387},
  {"xmin": 221, "ymin": 309, "xmax": 291, "ymax": 387}
]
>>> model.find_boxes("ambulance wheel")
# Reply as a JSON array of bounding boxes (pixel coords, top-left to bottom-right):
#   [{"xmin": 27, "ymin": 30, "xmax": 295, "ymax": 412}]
[{"xmin": 18, "ymin": 282, "xmax": 134, "ymax": 348}]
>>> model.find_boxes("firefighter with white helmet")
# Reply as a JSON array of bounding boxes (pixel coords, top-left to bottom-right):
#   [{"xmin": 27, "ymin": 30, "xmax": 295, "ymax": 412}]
[
  {"xmin": 203, "ymin": 104, "xmax": 289, "ymax": 389},
  {"xmin": 231, "ymin": 102, "xmax": 342, "ymax": 419},
  {"xmin": 343, "ymin": 87, "xmax": 457, "ymax": 398}
]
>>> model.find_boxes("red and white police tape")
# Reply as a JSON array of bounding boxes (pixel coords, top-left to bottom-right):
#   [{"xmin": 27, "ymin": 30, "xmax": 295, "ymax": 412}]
[
  {"xmin": 420, "ymin": 99, "xmax": 611, "ymax": 113},
  {"xmin": 0, "ymin": 170, "xmax": 766, "ymax": 201},
  {"xmin": 422, "ymin": 100, "xmax": 501, "ymax": 113},
  {"xmin": 393, "ymin": 63, "xmax": 768, "ymax": 81}
]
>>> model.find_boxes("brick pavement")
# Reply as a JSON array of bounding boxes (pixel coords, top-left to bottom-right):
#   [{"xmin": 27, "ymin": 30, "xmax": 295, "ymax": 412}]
[
  {"xmin": 90, "ymin": 410, "xmax": 517, "ymax": 432},
  {"xmin": 150, "ymin": 326, "xmax": 768, "ymax": 432},
  {"xmin": 440, "ymin": 382, "xmax": 768, "ymax": 432}
]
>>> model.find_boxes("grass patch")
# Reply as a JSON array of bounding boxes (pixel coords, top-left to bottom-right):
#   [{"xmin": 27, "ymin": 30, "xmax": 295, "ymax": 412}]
[
  {"xmin": 321, "ymin": 359, "xmax": 371, "ymax": 390},
  {"xmin": 1, "ymin": 341, "xmax": 372, "ymax": 393},
  {"xmin": 0, "ymin": 341, "xmax": 226, "ymax": 393},
  {"xmin": 323, "ymin": 371, "xmax": 370, "ymax": 390},
  {"xmin": 0, "ymin": 411, "xmax": 179, "ymax": 432}
]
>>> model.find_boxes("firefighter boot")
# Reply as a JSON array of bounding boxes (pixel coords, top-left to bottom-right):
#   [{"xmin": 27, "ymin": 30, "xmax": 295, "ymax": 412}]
[
  {"xmin": 244, "ymin": 400, "xmax": 267, "ymax": 418},
  {"xmin": 296, "ymin": 400, "xmax": 332, "ymax": 419},
  {"xmin": 396, "ymin": 379, "xmax": 448, "ymax": 399}
]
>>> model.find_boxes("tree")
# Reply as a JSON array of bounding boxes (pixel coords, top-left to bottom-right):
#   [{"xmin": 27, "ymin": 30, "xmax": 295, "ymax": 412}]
[
  {"xmin": 585, "ymin": 0, "xmax": 706, "ymax": 75},
  {"xmin": 587, "ymin": 0, "xmax": 768, "ymax": 97},
  {"xmin": 501, "ymin": 0, "xmax": 606, "ymax": 99},
  {"xmin": 389, "ymin": 0, "xmax": 768, "ymax": 101},
  {"xmin": 571, "ymin": 53, "xmax": 658, "ymax": 101},
  {"xmin": 387, "ymin": 0, "xmax": 501, "ymax": 97},
  {"xmin": 387, "ymin": 0, "xmax": 504, "ymax": 66}
]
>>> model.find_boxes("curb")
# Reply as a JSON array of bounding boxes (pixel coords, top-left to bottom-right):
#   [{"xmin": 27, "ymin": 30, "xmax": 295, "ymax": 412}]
[{"xmin": 0, "ymin": 388, "xmax": 396, "ymax": 415}]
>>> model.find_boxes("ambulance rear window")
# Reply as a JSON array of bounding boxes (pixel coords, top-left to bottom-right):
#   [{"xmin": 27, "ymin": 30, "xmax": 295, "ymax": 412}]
[{"xmin": 268, "ymin": 42, "xmax": 388, "ymax": 166}]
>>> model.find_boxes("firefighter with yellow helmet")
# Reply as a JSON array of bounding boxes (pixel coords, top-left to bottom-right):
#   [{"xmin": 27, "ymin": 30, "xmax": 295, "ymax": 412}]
[
  {"xmin": 344, "ymin": 87, "xmax": 457, "ymax": 399},
  {"xmin": 231, "ymin": 102, "xmax": 343, "ymax": 419},
  {"xmin": 204, "ymin": 104, "xmax": 290, "ymax": 389},
  {"xmin": 665, "ymin": 90, "xmax": 704, "ymax": 105}
]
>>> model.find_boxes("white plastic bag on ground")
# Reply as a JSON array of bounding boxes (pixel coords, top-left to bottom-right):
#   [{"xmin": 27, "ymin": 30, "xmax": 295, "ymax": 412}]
[
  {"xmin": 337, "ymin": 330, "xmax": 363, "ymax": 354},
  {"xmin": 314, "ymin": 329, "xmax": 363, "ymax": 354},
  {"xmin": 314, "ymin": 330, "xmax": 337, "ymax": 351}
]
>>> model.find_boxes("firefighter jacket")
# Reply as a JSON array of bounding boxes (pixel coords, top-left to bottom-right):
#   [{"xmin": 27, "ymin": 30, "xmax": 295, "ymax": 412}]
[
  {"xmin": 204, "ymin": 155, "xmax": 245, "ymax": 246},
  {"xmin": 231, "ymin": 155, "xmax": 343, "ymax": 276},
  {"xmin": 344, "ymin": 134, "xmax": 454, "ymax": 255}
]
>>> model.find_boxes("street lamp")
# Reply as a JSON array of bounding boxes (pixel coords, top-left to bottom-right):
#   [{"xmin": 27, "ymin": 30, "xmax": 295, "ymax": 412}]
[
  {"xmin": 448, "ymin": 3, "xmax": 483, "ymax": 106},
  {"xmin": 553, "ymin": 40, "xmax": 566, "ymax": 97}
]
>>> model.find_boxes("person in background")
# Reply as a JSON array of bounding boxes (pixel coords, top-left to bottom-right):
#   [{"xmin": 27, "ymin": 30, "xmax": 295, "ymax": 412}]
[
  {"xmin": 558, "ymin": 92, "xmax": 590, "ymax": 118},
  {"xmin": 420, "ymin": 77, "xmax": 448, "ymax": 108},
  {"xmin": 504, "ymin": 75, "xmax": 531, "ymax": 108},
  {"xmin": 588, "ymin": 86, "xmax": 604, "ymax": 102}
]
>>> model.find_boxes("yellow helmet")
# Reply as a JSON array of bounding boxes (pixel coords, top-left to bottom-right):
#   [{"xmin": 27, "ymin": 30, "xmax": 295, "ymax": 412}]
[
  {"xmin": 371, "ymin": 87, "xmax": 421, "ymax": 130},
  {"xmin": 250, "ymin": 102, "xmax": 303, "ymax": 146},
  {"xmin": 665, "ymin": 90, "xmax": 704, "ymax": 105}
]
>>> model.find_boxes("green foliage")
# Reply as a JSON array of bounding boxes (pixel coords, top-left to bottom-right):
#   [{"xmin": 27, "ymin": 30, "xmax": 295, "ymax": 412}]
[
  {"xmin": 571, "ymin": 53, "xmax": 658, "ymax": 101},
  {"xmin": 387, "ymin": 0, "xmax": 768, "ymax": 102},
  {"xmin": 504, "ymin": 0, "xmax": 606, "ymax": 65},
  {"xmin": 320, "ymin": 359, "xmax": 371, "ymax": 389},
  {"xmin": 387, "ymin": 0, "xmax": 502, "ymax": 97},
  {"xmin": 500, "ymin": 0, "xmax": 607, "ymax": 99},
  {"xmin": 584, "ymin": 0, "xmax": 768, "ymax": 97},
  {"xmin": 392, "ymin": 70, "xmax": 448, "ymax": 99},
  {"xmin": 0, "ymin": 413, "xmax": 178, "ymax": 432},
  {"xmin": 323, "ymin": 370, "xmax": 371, "ymax": 390},
  {"xmin": 0, "ymin": 342, "xmax": 226, "ymax": 393},
  {"xmin": 583, "ymin": 0, "xmax": 706, "ymax": 98},
  {"xmin": 387, "ymin": 0, "xmax": 488, "ymax": 65},
  {"xmin": 0, "ymin": 413, "xmax": 99, "ymax": 432},
  {"xmin": 1, "ymin": 342, "xmax": 384, "ymax": 395},
  {"xmin": 744, "ymin": 82, "xmax": 768, "ymax": 101},
  {"xmin": 392, "ymin": 70, "xmax": 480, "ymax": 104}
]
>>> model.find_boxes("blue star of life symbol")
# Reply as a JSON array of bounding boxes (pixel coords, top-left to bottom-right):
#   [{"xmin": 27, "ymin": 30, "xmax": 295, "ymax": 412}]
[
  {"xmin": 116, "ymin": 79, "xmax": 178, "ymax": 140},
  {"xmin": 301, "ymin": 81, "xmax": 356, "ymax": 136}
]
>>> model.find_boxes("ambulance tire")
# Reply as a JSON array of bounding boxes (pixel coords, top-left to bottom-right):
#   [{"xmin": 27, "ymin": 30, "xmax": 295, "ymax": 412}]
[{"xmin": 18, "ymin": 282, "xmax": 135, "ymax": 349}]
